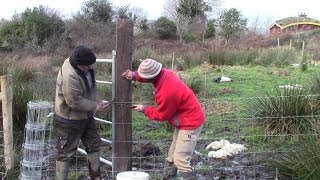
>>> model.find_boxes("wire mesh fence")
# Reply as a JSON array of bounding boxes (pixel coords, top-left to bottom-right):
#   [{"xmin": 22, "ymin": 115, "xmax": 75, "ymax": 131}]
[
  {"xmin": 1, "ymin": 95, "xmax": 319, "ymax": 179},
  {"xmin": 0, "ymin": 130, "xmax": 5, "ymax": 179},
  {"xmin": 41, "ymin": 93, "xmax": 319, "ymax": 179}
]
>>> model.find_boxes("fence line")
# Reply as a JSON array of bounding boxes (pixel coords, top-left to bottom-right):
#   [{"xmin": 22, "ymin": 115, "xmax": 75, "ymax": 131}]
[
  {"xmin": 12, "ymin": 94, "xmax": 318, "ymax": 179},
  {"xmin": 0, "ymin": 75, "xmax": 14, "ymax": 174},
  {"xmin": 98, "ymin": 94, "xmax": 320, "ymax": 179}
]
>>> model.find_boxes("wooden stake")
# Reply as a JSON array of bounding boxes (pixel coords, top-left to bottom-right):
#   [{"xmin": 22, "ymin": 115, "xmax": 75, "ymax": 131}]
[
  {"xmin": 112, "ymin": 19, "xmax": 133, "ymax": 175},
  {"xmin": 1, "ymin": 75, "xmax": 14, "ymax": 171}
]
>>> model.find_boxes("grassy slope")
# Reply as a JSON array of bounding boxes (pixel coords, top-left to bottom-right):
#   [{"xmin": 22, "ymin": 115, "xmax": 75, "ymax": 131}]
[
  {"xmin": 131, "ymin": 65, "xmax": 320, "ymax": 154},
  {"xmin": 186, "ymin": 65, "xmax": 318, "ymax": 99},
  {"xmin": 3, "ymin": 53, "xmax": 319, "ymax": 178}
]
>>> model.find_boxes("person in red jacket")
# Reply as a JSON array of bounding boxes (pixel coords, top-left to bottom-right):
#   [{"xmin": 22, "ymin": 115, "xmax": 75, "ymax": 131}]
[{"xmin": 122, "ymin": 59, "xmax": 206, "ymax": 180}]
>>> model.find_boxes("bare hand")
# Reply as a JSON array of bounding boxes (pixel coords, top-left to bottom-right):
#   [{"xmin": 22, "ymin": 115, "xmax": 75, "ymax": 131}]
[
  {"xmin": 95, "ymin": 101, "xmax": 109, "ymax": 112},
  {"xmin": 101, "ymin": 101, "xmax": 110, "ymax": 108},
  {"xmin": 121, "ymin": 69, "xmax": 133, "ymax": 80},
  {"xmin": 133, "ymin": 104, "xmax": 145, "ymax": 112}
]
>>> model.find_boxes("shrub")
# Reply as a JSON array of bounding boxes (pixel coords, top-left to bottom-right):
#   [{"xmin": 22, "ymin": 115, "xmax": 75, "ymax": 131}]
[
  {"xmin": 154, "ymin": 17, "xmax": 177, "ymax": 39},
  {"xmin": 301, "ymin": 62, "xmax": 308, "ymax": 72},
  {"xmin": 309, "ymin": 74, "xmax": 320, "ymax": 95},
  {"xmin": 0, "ymin": 5, "xmax": 65, "ymax": 52},
  {"xmin": 75, "ymin": 0, "xmax": 115, "ymax": 24},
  {"xmin": 185, "ymin": 77, "xmax": 203, "ymax": 94},
  {"xmin": 208, "ymin": 50, "xmax": 226, "ymax": 65},
  {"xmin": 251, "ymin": 87, "xmax": 320, "ymax": 135},
  {"xmin": 182, "ymin": 33, "xmax": 199, "ymax": 43},
  {"xmin": 204, "ymin": 19, "xmax": 215, "ymax": 38}
]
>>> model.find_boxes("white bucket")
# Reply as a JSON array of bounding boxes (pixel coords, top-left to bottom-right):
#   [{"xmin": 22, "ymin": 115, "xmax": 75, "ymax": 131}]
[{"xmin": 116, "ymin": 171, "xmax": 149, "ymax": 180}]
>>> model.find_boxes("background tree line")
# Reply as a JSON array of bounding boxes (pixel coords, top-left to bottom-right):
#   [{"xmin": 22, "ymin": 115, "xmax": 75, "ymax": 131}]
[{"xmin": 0, "ymin": 0, "xmax": 248, "ymax": 55}]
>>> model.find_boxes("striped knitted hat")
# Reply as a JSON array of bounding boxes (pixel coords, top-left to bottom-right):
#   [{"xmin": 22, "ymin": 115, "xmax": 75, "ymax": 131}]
[{"xmin": 138, "ymin": 59, "xmax": 162, "ymax": 79}]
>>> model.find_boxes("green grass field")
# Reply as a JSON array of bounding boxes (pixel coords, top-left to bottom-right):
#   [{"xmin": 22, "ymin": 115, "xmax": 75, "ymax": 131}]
[
  {"xmin": 128, "ymin": 64, "xmax": 320, "ymax": 178},
  {"xmin": 3, "ymin": 60, "xmax": 320, "ymax": 179}
]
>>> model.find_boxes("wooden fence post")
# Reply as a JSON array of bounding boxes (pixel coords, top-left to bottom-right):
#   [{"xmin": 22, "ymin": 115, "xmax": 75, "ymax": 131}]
[
  {"xmin": 112, "ymin": 19, "xmax": 133, "ymax": 176},
  {"xmin": 302, "ymin": 41, "xmax": 305, "ymax": 58},
  {"xmin": 1, "ymin": 75, "xmax": 14, "ymax": 171},
  {"xmin": 289, "ymin": 39, "xmax": 292, "ymax": 48}
]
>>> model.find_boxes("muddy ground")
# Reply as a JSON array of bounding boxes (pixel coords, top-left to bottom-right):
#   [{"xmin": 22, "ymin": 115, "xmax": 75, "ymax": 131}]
[
  {"xmin": 42, "ymin": 134, "xmax": 278, "ymax": 180},
  {"xmin": 125, "ymin": 140, "xmax": 277, "ymax": 180}
]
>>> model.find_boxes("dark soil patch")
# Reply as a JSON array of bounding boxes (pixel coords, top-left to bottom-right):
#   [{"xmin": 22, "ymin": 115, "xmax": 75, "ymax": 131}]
[{"xmin": 128, "ymin": 140, "xmax": 277, "ymax": 180}]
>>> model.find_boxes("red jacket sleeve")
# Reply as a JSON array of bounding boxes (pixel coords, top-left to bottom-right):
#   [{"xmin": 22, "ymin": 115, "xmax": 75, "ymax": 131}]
[{"xmin": 134, "ymin": 71, "xmax": 149, "ymax": 83}]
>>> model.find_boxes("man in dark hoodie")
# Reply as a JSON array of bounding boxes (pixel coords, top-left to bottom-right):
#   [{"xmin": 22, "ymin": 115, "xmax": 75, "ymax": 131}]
[{"xmin": 55, "ymin": 46, "xmax": 109, "ymax": 180}]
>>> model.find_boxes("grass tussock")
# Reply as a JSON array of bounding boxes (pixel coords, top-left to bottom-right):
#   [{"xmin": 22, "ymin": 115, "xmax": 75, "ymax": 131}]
[
  {"xmin": 269, "ymin": 137, "xmax": 320, "ymax": 179},
  {"xmin": 251, "ymin": 87, "xmax": 320, "ymax": 135}
]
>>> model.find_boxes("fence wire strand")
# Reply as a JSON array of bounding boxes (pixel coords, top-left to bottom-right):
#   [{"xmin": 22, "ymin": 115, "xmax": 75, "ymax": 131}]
[{"xmin": 1, "ymin": 94, "xmax": 320, "ymax": 179}]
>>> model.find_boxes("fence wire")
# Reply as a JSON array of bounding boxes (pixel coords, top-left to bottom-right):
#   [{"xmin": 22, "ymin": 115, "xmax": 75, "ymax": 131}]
[
  {"xmin": 0, "ymin": 130, "xmax": 5, "ymax": 179},
  {"xmin": 1, "ymin": 94, "xmax": 319, "ymax": 179},
  {"xmin": 40, "ymin": 94, "xmax": 320, "ymax": 179}
]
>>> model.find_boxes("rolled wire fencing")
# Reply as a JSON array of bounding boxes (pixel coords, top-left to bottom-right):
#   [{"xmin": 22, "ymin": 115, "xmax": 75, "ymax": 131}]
[{"xmin": 19, "ymin": 101, "xmax": 54, "ymax": 180}]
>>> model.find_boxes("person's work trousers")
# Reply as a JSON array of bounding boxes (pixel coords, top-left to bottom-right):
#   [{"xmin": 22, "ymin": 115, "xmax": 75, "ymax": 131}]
[
  {"xmin": 165, "ymin": 124, "xmax": 203, "ymax": 173},
  {"xmin": 56, "ymin": 117, "xmax": 102, "ymax": 162}
]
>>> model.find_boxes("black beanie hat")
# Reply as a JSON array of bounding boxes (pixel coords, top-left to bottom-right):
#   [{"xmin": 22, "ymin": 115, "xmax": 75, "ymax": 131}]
[{"xmin": 70, "ymin": 46, "xmax": 96, "ymax": 65}]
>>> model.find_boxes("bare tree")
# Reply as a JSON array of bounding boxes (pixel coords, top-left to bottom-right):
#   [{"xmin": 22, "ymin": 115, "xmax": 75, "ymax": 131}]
[
  {"xmin": 129, "ymin": 7, "xmax": 147, "ymax": 22},
  {"xmin": 130, "ymin": 7, "xmax": 148, "ymax": 34},
  {"xmin": 203, "ymin": 0, "xmax": 222, "ymax": 18},
  {"xmin": 248, "ymin": 15, "xmax": 273, "ymax": 34},
  {"xmin": 115, "ymin": 4, "xmax": 148, "ymax": 35},
  {"xmin": 164, "ymin": 0, "xmax": 189, "ymax": 40},
  {"xmin": 163, "ymin": 0, "xmax": 178, "ymax": 20}
]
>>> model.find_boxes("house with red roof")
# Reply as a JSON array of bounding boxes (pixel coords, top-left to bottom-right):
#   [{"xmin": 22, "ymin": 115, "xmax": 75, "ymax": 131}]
[{"xmin": 269, "ymin": 13, "xmax": 320, "ymax": 36}]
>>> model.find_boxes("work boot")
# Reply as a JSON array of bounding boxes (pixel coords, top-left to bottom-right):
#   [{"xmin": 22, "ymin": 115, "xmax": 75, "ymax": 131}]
[
  {"xmin": 162, "ymin": 161, "xmax": 178, "ymax": 180},
  {"xmin": 87, "ymin": 152, "xmax": 102, "ymax": 180},
  {"xmin": 179, "ymin": 171, "xmax": 197, "ymax": 180},
  {"xmin": 56, "ymin": 160, "xmax": 68, "ymax": 180}
]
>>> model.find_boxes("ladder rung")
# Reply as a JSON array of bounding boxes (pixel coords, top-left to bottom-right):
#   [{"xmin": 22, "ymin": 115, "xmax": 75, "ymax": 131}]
[
  {"xmin": 77, "ymin": 148, "xmax": 112, "ymax": 166},
  {"xmin": 101, "ymin": 138, "xmax": 112, "ymax": 144},
  {"xmin": 94, "ymin": 117, "xmax": 112, "ymax": 125},
  {"xmin": 96, "ymin": 80, "xmax": 112, "ymax": 84},
  {"xmin": 96, "ymin": 59, "xmax": 113, "ymax": 63}
]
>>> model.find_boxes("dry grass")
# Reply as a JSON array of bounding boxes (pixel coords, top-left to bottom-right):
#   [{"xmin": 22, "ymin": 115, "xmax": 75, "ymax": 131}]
[
  {"xmin": 1, "ymin": 53, "xmax": 55, "ymax": 75},
  {"xmin": 203, "ymin": 100, "xmax": 233, "ymax": 116}
]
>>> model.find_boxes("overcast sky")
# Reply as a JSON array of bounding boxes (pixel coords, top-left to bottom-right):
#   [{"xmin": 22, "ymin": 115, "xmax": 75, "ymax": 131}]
[{"xmin": 0, "ymin": 0, "xmax": 319, "ymax": 24}]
